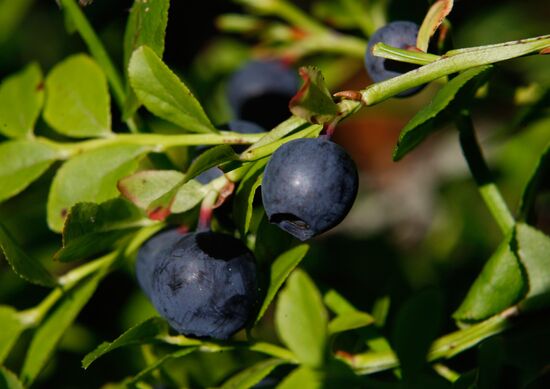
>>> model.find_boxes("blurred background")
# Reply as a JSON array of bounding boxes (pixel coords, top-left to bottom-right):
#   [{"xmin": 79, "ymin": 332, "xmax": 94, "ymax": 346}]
[{"xmin": 0, "ymin": 0, "xmax": 549, "ymax": 387}]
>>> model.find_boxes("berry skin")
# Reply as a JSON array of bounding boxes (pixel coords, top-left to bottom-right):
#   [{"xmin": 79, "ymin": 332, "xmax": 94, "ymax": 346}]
[
  {"xmin": 136, "ymin": 229, "xmax": 186, "ymax": 298},
  {"xmin": 227, "ymin": 60, "xmax": 299, "ymax": 129},
  {"xmin": 365, "ymin": 21, "xmax": 424, "ymax": 97},
  {"xmin": 261, "ymin": 138, "xmax": 359, "ymax": 241},
  {"xmin": 137, "ymin": 230, "xmax": 258, "ymax": 339}
]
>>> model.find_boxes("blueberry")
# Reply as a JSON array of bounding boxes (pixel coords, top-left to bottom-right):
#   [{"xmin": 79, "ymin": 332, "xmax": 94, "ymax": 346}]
[
  {"xmin": 138, "ymin": 230, "xmax": 257, "ymax": 339},
  {"xmin": 195, "ymin": 119, "xmax": 266, "ymax": 184},
  {"xmin": 365, "ymin": 21, "xmax": 425, "ymax": 97},
  {"xmin": 136, "ymin": 228, "xmax": 186, "ymax": 298},
  {"xmin": 261, "ymin": 138, "xmax": 359, "ymax": 241},
  {"xmin": 227, "ymin": 60, "xmax": 299, "ymax": 129}
]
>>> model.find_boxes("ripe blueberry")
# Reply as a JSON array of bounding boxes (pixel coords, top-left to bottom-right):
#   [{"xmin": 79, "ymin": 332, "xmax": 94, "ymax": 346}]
[
  {"xmin": 365, "ymin": 21, "xmax": 424, "ymax": 97},
  {"xmin": 261, "ymin": 138, "xmax": 358, "ymax": 241},
  {"xmin": 227, "ymin": 60, "xmax": 299, "ymax": 129},
  {"xmin": 137, "ymin": 230, "xmax": 258, "ymax": 339}
]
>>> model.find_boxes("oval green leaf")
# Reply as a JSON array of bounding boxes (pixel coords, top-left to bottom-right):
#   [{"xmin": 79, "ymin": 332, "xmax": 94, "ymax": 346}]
[
  {"xmin": 83, "ymin": 317, "xmax": 168, "ymax": 369},
  {"xmin": 128, "ymin": 45, "xmax": 216, "ymax": 133},
  {"xmin": 393, "ymin": 65, "xmax": 492, "ymax": 161},
  {"xmin": 275, "ymin": 269, "xmax": 327, "ymax": 368},
  {"xmin": 0, "ymin": 223, "xmax": 57, "ymax": 287},
  {"xmin": 55, "ymin": 199, "xmax": 149, "ymax": 262},
  {"xmin": 44, "ymin": 54, "xmax": 111, "ymax": 138},
  {"xmin": 0, "ymin": 140, "xmax": 59, "ymax": 203},
  {"xmin": 0, "ymin": 63, "xmax": 44, "ymax": 138},
  {"xmin": 453, "ymin": 235, "xmax": 524, "ymax": 322},
  {"xmin": 47, "ymin": 144, "xmax": 148, "ymax": 232},
  {"xmin": 220, "ymin": 358, "xmax": 287, "ymax": 389},
  {"xmin": 122, "ymin": 0, "xmax": 170, "ymax": 120}
]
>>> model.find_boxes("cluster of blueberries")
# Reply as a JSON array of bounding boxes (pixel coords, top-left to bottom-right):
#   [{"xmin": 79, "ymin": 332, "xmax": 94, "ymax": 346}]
[{"xmin": 136, "ymin": 21, "xmax": 421, "ymax": 339}]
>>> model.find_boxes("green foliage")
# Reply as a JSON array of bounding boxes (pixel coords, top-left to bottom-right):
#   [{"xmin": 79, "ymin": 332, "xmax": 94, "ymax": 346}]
[
  {"xmin": 220, "ymin": 358, "xmax": 287, "ymax": 389},
  {"xmin": 44, "ymin": 54, "xmax": 112, "ymax": 138},
  {"xmin": 289, "ymin": 66, "xmax": 339, "ymax": 124},
  {"xmin": 128, "ymin": 45, "xmax": 216, "ymax": 133},
  {"xmin": 47, "ymin": 144, "xmax": 148, "ymax": 231},
  {"xmin": 393, "ymin": 65, "xmax": 492, "ymax": 161},
  {"xmin": 0, "ymin": 307, "xmax": 27, "ymax": 364},
  {"xmin": 0, "ymin": 63, "xmax": 43, "ymax": 139},
  {"xmin": 275, "ymin": 269, "xmax": 328, "ymax": 368},
  {"xmin": 123, "ymin": 0, "xmax": 170, "ymax": 119},
  {"xmin": 0, "ymin": 223, "xmax": 56, "ymax": 287},
  {"xmin": 55, "ymin": 199, "xmax": 149, "ymax": 262},
  {"xmin": 0, "ymin": 140, "xmax": 59, "ymax": 203}
]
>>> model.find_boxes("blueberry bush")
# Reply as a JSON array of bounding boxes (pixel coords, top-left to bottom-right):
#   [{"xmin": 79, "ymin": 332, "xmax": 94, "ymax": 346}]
[{"xmin": 0, "ymin": 0, "xmax": 549, "ymax": 388}]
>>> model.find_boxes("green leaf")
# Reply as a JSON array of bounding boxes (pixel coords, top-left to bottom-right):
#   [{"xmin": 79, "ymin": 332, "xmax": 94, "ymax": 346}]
[
  {"xmin": 83, "ymin": 317, "xmax": 168, "ymax": 369},
  {"xmin": 0, "ymin": 222, "xmax": 57, "ymax": 287},
  {"xmin": 233, "ymin": 158, "xmax": 268, "ymax": 236},
  {"xmin": 393, "ymin": 291, "xmax": 443, "ymax": 381},
  {"xmin": 118, "ymin": 170, "xmax": 208, "ymax": 220},
  {"xmin": 393, "ymin": 66, "xmax": 492, "ymax": 161},
  {"xmin": 254, "ymin": 214, "xmax": 297, "ymax": 264},
  {"xmin": 289, "ymin": 66, "xmax": 338, "ymax": 125},
  {"xmin": 128, "ymin": 45, "xmax": 216, "ymax": 133},
  {"xmin": 122, "ymin": 0, "xmax": 170, "ymax": 119},
  {"xmin": 519, "ymin": 144, "xmax": 549, "ymax": 222},
  {"xmin": 0, "ymin": 306, "xmax": 26, "ymax": 364},
  {"xmin": 275, "ymin": 269, "xmax": 327, "ymax": 368},
  {"xmin": 47, "ymin": 144, "xmax": 148, "ymax": 232},
  {"xmin": 0, "ymin": 366, "xmax": 24, "ymax": 389},
  {"xmin": 183, "ymin": 145, "xmax": 238, "ymax": 183},
  {"xmin": 118, "ymin": 170, "xmax": 185, "ymax": 209},
  {"xmin": 0, "ymin": 63, "xmax": 44, "ymax": 138},
  {"xmin": 255, "ymin": 244, "xmax": 309, "ymax": 325},
  {"xmin": 0, "ymin": 140, "xmax": 59, "ymax": 203},
  {"xmin": 416, "ymin": 0, "xmax": 454, "ymax": 52},
  {"xmin": 43, "ymin": 54, "xmax": 111, "ymax": 138},
  {"xmin": 55, "ymin": 199, "xmax": 149, "ymax": 262},
  {"xmin": 220, "ymin": 358, "xmax": 286, "ymax": 389},
  {"xmin": 328, "ymin": 312, "xmax": 375, "ymax": 334},
  {"xmin": 21, "ymin": 271, "xmax": 106, "ymax": 386},
  {"xmin": 324, "ymin": 289, "xmax": 357, "ymax": 315},
  {"xmin": 453, "ymin": 236, "xmax": 524, "ymax": 322},
  {"xmin": 126, "ymin": 347, "xmax": 198, "ymax": 385},
  {"xmin": 277, "ymin": 367, "xmax": 322, "ymax": 389},
  {"xmin": 516, "ymin": 223, "xmax": 550, "ymax": 311}
]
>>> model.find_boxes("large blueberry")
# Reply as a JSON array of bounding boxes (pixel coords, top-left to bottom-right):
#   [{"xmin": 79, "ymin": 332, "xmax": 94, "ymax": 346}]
[
  {"xmin": 261, "ymin": 138, "xmax": 358, "ymax": 241},
  {"xmin": 136, "ymin": 228, "xmax": 186, "ymax": 298},
  {"xmin": 227, "ymin": 60, "xmax": 299, "ymax": 129},
  {"xmin": 365, "ymin": 21, "xmax": 424, "ymax": 97},
  {"xmin": 140, "ymin": 230, "xmax": 257, "ymax": 339}
]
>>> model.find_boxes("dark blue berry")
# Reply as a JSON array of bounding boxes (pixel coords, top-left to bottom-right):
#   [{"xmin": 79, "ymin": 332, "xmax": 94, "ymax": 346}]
[
  {"xmin": 137, "ymin": 230, "xmax": 258, "ymax": 339},
  {"xmin": 365, "ymin": 21, "xmax": 425, "ymax": 97},
  {"xmin": 136, "ymin": 229, "xmax": 186, "ymax": 298},
  {"xmin": 261, "ymin": 138, "xmax": 358, "ymax": 241},
  {"xmin": 227, "ymin": 60, "xmax": 299, "ymax": 129}
]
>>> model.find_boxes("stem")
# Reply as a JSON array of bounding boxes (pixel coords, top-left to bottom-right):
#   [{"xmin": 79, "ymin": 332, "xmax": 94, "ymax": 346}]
[
  {"xmin": 197, "ymin": 191, "xmax": 218, "ymax": 231},
  {"xmin": 361, "ymin": 35, "xmax": 550, "ymax": 105},
  {"xmin": 343, "ymin": 308, "xmax": 514, "ymax": 375},
  {"xmin": 372, "ymin": 42, "xmax": 442, "ymax": 65},
  {"xmin": 455, "ymin": 111, "xmax": 515, "ymax": 234},
  {"xmin": 270, "ymin": 0, "xmax": 327, "ymax": 34},
  {"xmin": 433, "ymin": 363, "xmax": 460, "ymax": 382},
  {"xmin": 240, "ymin": 124, "xmax": 322, "ymax": 161},
  {"xmin": 18, "ymin": 252, "xmax": 117, "ymax": 327},
  {"xmin": 38, "ymin": 132, "xmax": 265, "ymax": 159},
  {"xmin": 284, "ymin": 33, "xmax": 367, "ymax": 60}
]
